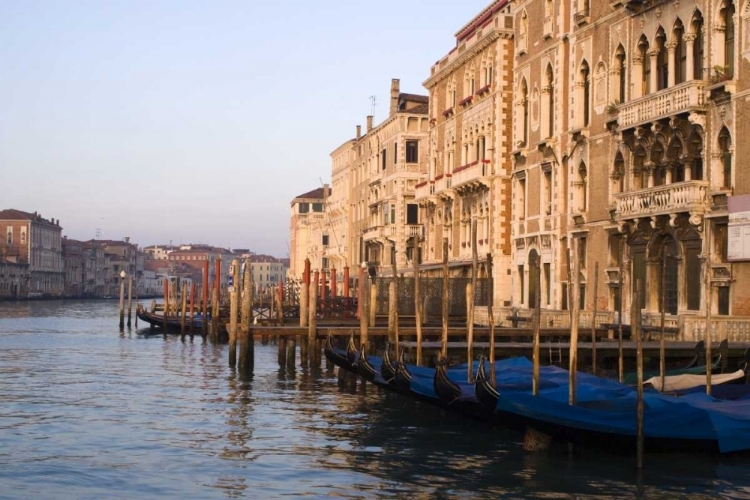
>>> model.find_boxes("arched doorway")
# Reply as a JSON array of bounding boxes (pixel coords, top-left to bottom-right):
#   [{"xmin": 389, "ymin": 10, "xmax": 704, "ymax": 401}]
[{"xmin": 654, "ymin": 233, "xmax": 679, "ymax": 315}]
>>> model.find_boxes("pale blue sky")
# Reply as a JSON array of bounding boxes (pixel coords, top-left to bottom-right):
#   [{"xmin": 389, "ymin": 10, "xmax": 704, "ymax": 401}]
[{"xmin": 0, "ymin": 0, "xmax": 491, "ymax": 257}]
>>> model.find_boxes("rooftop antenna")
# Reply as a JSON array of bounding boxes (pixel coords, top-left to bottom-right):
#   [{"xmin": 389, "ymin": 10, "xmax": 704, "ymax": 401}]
[
  {"xmin": 369, "ymin": 95, "xmax": 377, "ymax": 119},
  {"xmin": 95, "ymin": 228, "xmax": 101, "ymax": 239}
]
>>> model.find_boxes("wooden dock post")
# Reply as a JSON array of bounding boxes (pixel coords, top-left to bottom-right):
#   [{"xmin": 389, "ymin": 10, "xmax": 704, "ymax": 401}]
[
  {"xmin": 467, "ymin": 218, "xmax": 477, "ymax": 381},
  {"xmin": 618, "ymin": 238, "xmax": 625, "ymax": 383},
  {"xmin": 357, "ymin": 264, "xmax": 364, "ymax": 319},
  {"xmin": 634, "ymin": 281, "xmax": 644, "ymax": 469},
  {"xmin": 202, "ymin": 260, "xmax": 209, "ymax": 337},
  {"xmin": 568, "ymin": 238, "xmax": 580, "ymax": 406},
  {"xmin": 134, "ymin": 277, "xmax": 139, "ymax": 328},
  {"xmin": 211, "ymin": 257, "xmax": 221, "ymax": 342},
  {"xmin": 487, "ymin": 253, "xmax": 496, "ymax": 386},
  {"xmin": 369, "ymin": 280, "xmax": 377, "ymax": 329},
  {"xmin": 163, "ymin": 278, "xmax": 169, "ymax": 331},
  {"xmin": 343, "ymin": 266, "xmax": 349, "ymax": 299},
  {"xmin": 360, "ymin": 271, "xmax": 369, "ymax": 356},
  {"xmin": 309, "ymin": 270, "xmax": 319, "ymax": 366},
  {"xmin": 126, "ymin": 276, "xmax": 133, "ymax": 328},
  {"xmin": 189, "ymin": 282, "xmax": 196, "ymax": 333},
  {"xmin": 413, "ymin": 238, "xmax": 423, "ymax": 366},
  {"xmin": 277, "ymin": 281, "xmax": 284, "ymax": 326},
  {"xmin": 119, "ymin": 273, "xmax": 126, "ymax": 330},
  {"xmin": 180, "ymin": 281, "xmax": 187, "ymax": 335},
  {"xmin": 240, "ymin": 257, "xmax": 254, "ymax": 372},
  {"xmin": 660, "ymin": 248, "xmax": 667, "ymax": 391},
  {"xmin": 301, "ymin": 259, "xmax": 310, "ymax": 328},
  {"xmin": 705, "ymin": 229, "xmax": 713, "ymax": 396},
  {"xmin": 320, "ymin": 269, "xmax": 327, "ymax": 302},
  {"xmin": 228, "ymin": 259, "xmax": 240, "ymax": 367},
  {"xmin": 389, "ymin": 242, "xmax": 398, "ymax": 349},
  {"xmin": 591, "ymin": 262, "xmax": 599, "ymax": 375},
  {"xmin": 441, "ymin": 237, "xmax": 449, "ymax": 359},
  {"xmin": 532, "ymin": 257, "xmax": 541, "ymax": 396}
]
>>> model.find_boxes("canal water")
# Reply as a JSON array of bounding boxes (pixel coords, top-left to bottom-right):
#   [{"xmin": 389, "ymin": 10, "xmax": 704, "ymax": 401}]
[{"xmin": 1, "ymin": 300, "xmax": 750, "ymax": 499}]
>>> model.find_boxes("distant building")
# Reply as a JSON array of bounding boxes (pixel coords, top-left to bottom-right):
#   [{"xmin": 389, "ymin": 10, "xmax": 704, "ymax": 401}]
[
  {"xmin": 0, "ymin": 261, "xmax": 29, "ymax": 298},
  {"xmin": 143, "ymin": 245, "xmax": 176, "ymax": 260},
  {"xmin": 62, "ymin": 237, "xmax": 85, "ymax": 297},
  {"xmin": 289, "ymin": 186, "xmax": 329, "ymax": 280},
  {"xmin": 0, "ymin": 209, "xmax": 64, "ymax": 297}
]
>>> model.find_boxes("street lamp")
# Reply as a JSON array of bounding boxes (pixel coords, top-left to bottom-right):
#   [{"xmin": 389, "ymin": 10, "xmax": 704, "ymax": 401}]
[{"xmin": 119, "ymin": 270, "xmax": 126, "ymax": 330}]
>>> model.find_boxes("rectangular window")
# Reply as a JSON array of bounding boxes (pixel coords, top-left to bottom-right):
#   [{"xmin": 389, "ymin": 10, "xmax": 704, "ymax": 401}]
[
  {"xmin": 518, "ymin": 265, "xmax": 525, "ymax": 304},
  {"xmin": 609, "ymin": 234, "xmax": 623, "ymax": 267},
  {"xmin": 685, "ymin": 244, "xmax": 701, "ymax": 311},
  {"xmin": 544, "ymin": 263, "xmax": 551, "ymax": 305},
  {"xmin": 322, "ymin": 235, "xmax": 329, "ymax": 246},
  {"xmin": 406, "ymin": 204, "xmax": 419, "ymax": 224},
  {"xmin": 382, "ymin": 149, "xmax": 387, "ymax": 170},
  {"xmin": 406, "ymin": 140, "xmax": 419, "ymax": 163},
  {"xmin": 312, "ymin": 203, "xmax": 323, "ymax": 212},
  {"xmin": 578, "ymin": 237, "xmax": 587, "ymax": 269},
  {"xmin": 298, "ymin": 203, "xmax": 309, "ymax": 214},
  {"xmin": 715, "ymin": 222, "xmax": 728, "ymax": 262},
  {"xmin": 390, "ymin": 204, "xmax": 395, "ymax": 225},
  {"xmin": 6, "ymin": 227, "xmax": 12, "ymax": 245},
  {"xmin": 322, "ymin": 258, "xmax": 329, "ymax": 270},
  {"xmin": 631, "ymin": 249, "xmax": 647, "ymax": 308},
  {"xmin": 394, "ymin": 143, "xmax": 398, "ymax": 163},
  {"xmin": 718, "ymin": 287, "xmax": 730, "ymax": 315},
  {"xmin": 20, "ymin": 229, "xmax": 26, "ymax": 245}
]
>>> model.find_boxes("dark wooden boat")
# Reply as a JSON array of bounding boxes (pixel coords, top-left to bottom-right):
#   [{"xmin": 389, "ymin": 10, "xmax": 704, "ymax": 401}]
[
  {"xmin": 474, "ymin": 356, "xmax": 499, "ymax": 411},
  {"xmin": 393, "ymin": 347, "xmax": 413, "ymax": 393},
  {"xmin": 346, "ymin": 336, "xmax": 359, "ymax": 371},
  {"xmin": 324, "ymin": 336, "xmax": 354, "ymax": 372},
  {"xmin": 136, "ymin": 305, "xmax": 204, "ymax": 332},
  {"xmin": 357, "ymin": 344, "xmax": 379, "ymax": 382},
  {"xmin": 433, "ymin": 354, "xmax": 462, "ymax": 406},
  {"xmin": 380, "ymin": 342, "xmax": 397, "ymax": 384}
]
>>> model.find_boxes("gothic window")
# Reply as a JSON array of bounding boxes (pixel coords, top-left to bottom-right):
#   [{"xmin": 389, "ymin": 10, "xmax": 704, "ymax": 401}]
[
  {"xmin": 520, "ymin": 78, "xmax": 529, "ymax": 145},
  {"xmin": 688, "ymin": 131, "xmax": 704, "ymax": 180},
  {"xmin": 615, "ymin": 45, "xmax": 626, "ymax": 103},
  {"xmin": 578, "ymin": 162, "xmax": 588, "ymax": 212},
  {"xmin": 656, "ymin": 28, "xmax": 669, "ymax": 90},
  {"xmin": 6, "ymin": 227, "xmax": 11, "ymax": 246},
  {"xmin": 692, "ymin": 12, "xmax": 705, "ymax": 79},
  {"xmin": 674, "ymin": 19, "xmax": 686, "ymax": 84},
  {"xmin": 634, "ymin": 146, "xmax": 647, "ymax": 189},
  {"xmin": 581, "ymin": 61, "xmax": 591, "ymax": 127},
  {"xmin": 639, "ymin": 36, "xmax": 651, "ymax": 95},
  {"xmin": 613, "ymin": 152, "xmax": 625, "ymax": 194},
  {"xmin": 652, "ymin": 142, "xmax": 665, "ymax": 186},
  {"xmin": 546, "ymin": 64, "xmax": 555, "ymax": 137},
  {"xmin": 723, "ymin": 1, "xmax": 736, "ymax": 78},
  {"xmin": 719, "ymin": 126, "xmax": 733, "ymax": 188}
]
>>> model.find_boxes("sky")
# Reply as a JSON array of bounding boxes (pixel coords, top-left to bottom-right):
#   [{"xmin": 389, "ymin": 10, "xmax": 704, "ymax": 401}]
[{"xmin": 0, "ymin": 0, "xmax": 492, "ymax": 258}]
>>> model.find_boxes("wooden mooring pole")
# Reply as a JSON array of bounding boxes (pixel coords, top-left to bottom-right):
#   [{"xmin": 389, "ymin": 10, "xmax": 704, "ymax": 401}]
[
  {"xmin": 240, "ymin": 257, "xmax": 254, "ymax": 372},
  {"xmin": 705, "ymin": 228, "xmax": 713, "ymax": 396},
  {"xmin": 163, "ymin": 278, "xmax": 169, "ymax": 331},
  {"xmin": 119, "ymin": 274, "xmax": 126, "ymax": 330},
  {"xmin": 532, "ymin": 257, "xmax": 541, "ymax": 396},
  {"xmin": 126, "ymin": 276, "xmax": 133, "ymax": 328},
  {"xmin": 299, "ymin": 259, "xmax": 310, "ymax": 365},
  {"xmin": 202, "ymin": 260, "xmax": 209, "ymax": 337},
  {"xmin": 309, "ymin": 270, "xmax": 319, "ymax": 366},
  {"xmin": 180, "ymin": 281, "xmax": 187, "ymax": 336},
  {"xmin": 568, "ymin": 238, "xmax": 580, "ymax": 406},
  {"xmin": 591, "ymin": 262, "xmax": 599, "ymax": 375},
  {"xmin": 189, "ymin": 282, "xmax": 196, "ymax": 334},
  {"xmin": 618, "ymin": 237, "xmax": 625, "ymax": 383},
  {"xmin": 389, "ymin": 242, "xmax": 398, "ymax": 353},
  {"xmin": 441, "ymin": 237, "xmax": 449, "ymax": 359},
  {"xmin": 467, "ymin": 218, "xmax": 477, "ymax": 381},
  {"xmin": 634, "ymin": 281, "xmax": 644, "ymax": 469},
  {"xmin": 487, "ymin": 253, "xmax": 496, "ymax": 386},
  {"xmin": 413, "ymin": 238, "xmax": 423, "ymax": 366},
  {"xmin": 228, "ymin": 259, "xmax": 240, "ymax": 367}
]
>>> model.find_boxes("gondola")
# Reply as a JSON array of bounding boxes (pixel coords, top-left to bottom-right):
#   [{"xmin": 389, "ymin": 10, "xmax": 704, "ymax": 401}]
[
  {"xmin": 622, "ymin": 339, "xmax": 728, "ymax": 385},
  {"xmin": 433, "ymin": 353, "xmax": 462, "ymax": 406},
  {"xmin": 357, "ymin": 344, "xmax": 380, "ymax": 382},
  {"xmin": 393, "ymin": 347, "xmax": 413, "ymax": 393},
  {"xmin": 380, "ymin": 342, "xmax": 397, "ymax": 385},
  {"xmin": 136, "ymin": 305, "xmax": 205, "ymax": 332},
  {"xmin": 324, "ymin": 336, "xmax": 354, "ymax": 372},
  {"xmin": 474, "ymin": 356, "xmax": 500, "ymax": 411}
]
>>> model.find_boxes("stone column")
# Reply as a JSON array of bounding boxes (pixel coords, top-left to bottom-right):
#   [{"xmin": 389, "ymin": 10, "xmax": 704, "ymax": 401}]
[
  {"xmin": 632, "ymin": 55, "xmax": 644, "ymax": 99},
  {"xmin": 648, "ymin": 48, "xmax": 660, "ymax": 93},
  {"xmin": 667, "ymin": 41, "xmax": 677, "ymax": 87}
]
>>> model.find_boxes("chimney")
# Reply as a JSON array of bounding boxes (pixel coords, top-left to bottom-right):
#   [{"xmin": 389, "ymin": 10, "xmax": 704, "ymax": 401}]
[
  {"xmin": 390, "ymin": 78, "xmax": 400, "ymax": 116},
  {"xmin": 356, "ymin": 125, "xmax": 361, "ymax": 140},
  {"xmin": 124, "ymin": 236, "xmax": 130, "ymax": 243},
  {"xmin": 366, "ymin": 115, "xmax": 373, "ymax": 132}
]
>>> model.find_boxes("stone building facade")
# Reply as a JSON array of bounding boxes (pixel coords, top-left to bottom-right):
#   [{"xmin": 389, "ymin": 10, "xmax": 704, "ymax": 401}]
[
  {"xmin": 62, "ymin": 237, "xmax": 85, "ymax": 297},
  {"xmin": 0, "ymin": 209, "xmax": 64, "ymax": 297},
  {"xmin": 288, "ymin": 187, "xmax": 329, "ymax": 280},
  {"xmin": 417, "ymin": 0, "xmax": 515, "ymax": 305}
]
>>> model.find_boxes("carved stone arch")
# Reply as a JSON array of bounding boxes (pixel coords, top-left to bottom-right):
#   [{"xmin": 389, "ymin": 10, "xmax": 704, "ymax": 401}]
[{"xmin": 646, "ymin": 226, "xmax": 681, "ymax": 260}]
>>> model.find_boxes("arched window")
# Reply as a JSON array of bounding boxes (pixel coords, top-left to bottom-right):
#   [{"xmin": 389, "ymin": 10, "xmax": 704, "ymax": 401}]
[
  {"xmin": 656, "ymin": 28, "xmax": 668, "ymax": 90},
  {"xmin": 722, "ymin": 1, "xmax": 736, "ymax": 79},
  {"xmin": 613, "ymin": 152, "xmax": 625, "ymax": 194},
  {"xmin": 639, "ymin": 36, "xmax": 650, "ymax": 95},
  {"xmin": 668, "ymin": 138, "xmax": 684, "ymax": 182},
  {"xmin": 581, "ymin": 61, "xmax": 590, "ymax": 127},
  {"xmin": 719, "ymin": 127, "xmax": 733, "ymax": 189},
  {"xmin": 578, "ymin": 162, "xmax": 588, "ymax": 211},
  {"xmin": 688, "ymin": 132, "xmax": 704, "ymax": 181},
  {"xmin": 634, "ymin": 146, "xmax": 647, "ymax": 189},
  {"xmin": 692, "ymin": 12, "xmax": 704, "ymax": 80},
  {"xmin": 652, "ymin": 141, "xmax": 665, "ymax": 186},
  {"xmin": 674, "ymin": 19, "xmax": 686, "ymax": 84},
  {"xmin": 546, "ymin": 64, "xmax": 555, "ymax": 137},
  {"xmin": 615, "ymin": 45, "xmax": 626, "ymax": 103}
]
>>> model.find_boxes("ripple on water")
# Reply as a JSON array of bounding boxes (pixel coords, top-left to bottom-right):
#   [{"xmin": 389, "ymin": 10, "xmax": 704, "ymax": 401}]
[{"xmin": 1, "ymin": 300, "xmax": 750, "ymax": 498}]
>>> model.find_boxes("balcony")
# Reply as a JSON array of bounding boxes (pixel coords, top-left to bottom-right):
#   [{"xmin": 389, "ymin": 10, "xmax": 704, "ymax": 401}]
[
  {"xmin": 406, "ymin": 224, "xmax": 423, "ymax": 238},
  {"xmin": 617, "ymin": 80, "xmax": 707, "ymax": 129},
  {"xmin": 434, "ymin": 174, "xmax": 452, "ymax": 195},
  {"xmin": 363, "ymin": 226, "xmax": 382, "ymax": 242},
  {"xmin": 614, "ymin": 180, "xmax": 709, "ymax": 220},
  {"xmin": 415, "ymin": 180, "xmax": 431, "ymax": 201},
  {"xmin": 452, "ymin": 160, "xmax": 489, "ymax": 189}
]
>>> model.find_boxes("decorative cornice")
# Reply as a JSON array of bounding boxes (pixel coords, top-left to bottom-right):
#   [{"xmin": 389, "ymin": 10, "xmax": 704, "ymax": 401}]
[{"xmin": 424, "ymin": 31, "xmax": 504, "ymax": 89}]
